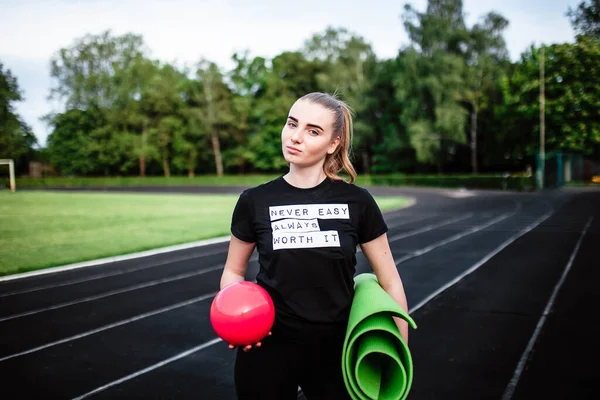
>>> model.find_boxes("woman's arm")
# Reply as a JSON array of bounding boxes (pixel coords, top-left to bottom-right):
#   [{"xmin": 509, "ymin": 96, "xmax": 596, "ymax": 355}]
[
  {"xmin": 360, "ymin": 232, "xmax": 410, "ymax": 344},
  {"xmin": 219, "ymin": 235, "xmax": 266, "ymax": 351},
  {"xmin": 220, "ymin": 235, "xmax": 256, "ymax": 289}
]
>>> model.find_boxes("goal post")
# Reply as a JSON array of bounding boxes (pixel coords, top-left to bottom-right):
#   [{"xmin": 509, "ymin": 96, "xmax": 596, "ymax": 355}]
[{"xmin": 0, "ymin": 159, "xmax": 16, "ymax": 192}]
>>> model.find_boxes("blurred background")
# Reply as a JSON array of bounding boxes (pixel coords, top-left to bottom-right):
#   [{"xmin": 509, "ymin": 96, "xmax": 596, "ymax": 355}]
[
  {"xmin": 1, "ymin": 4, "xmax": 599, "ymax": 398},
  {"xmin": 1, "ymin": 0, "xmax": 599, "ymax": 191}
]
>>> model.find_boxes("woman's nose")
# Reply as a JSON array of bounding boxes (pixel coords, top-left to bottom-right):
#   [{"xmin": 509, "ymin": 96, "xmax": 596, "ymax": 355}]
[{"xmin": 290, "ymin": 129, "xmax": 302, "ymax": 143}]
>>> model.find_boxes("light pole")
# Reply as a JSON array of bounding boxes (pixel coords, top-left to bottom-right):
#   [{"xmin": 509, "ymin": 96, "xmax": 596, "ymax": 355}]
[{"xmin": 537, "ymin": 45, "xmax": 546, "ymax": 190}]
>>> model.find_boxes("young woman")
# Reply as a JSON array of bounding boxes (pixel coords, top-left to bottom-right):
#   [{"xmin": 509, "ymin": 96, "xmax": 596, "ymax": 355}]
[{"xmin": 219, "ymin": 92, "xmax": 409, "ymax": 399}]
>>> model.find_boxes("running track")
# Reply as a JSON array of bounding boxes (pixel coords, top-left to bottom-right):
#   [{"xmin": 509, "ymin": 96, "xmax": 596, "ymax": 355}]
[{"xmin": 1, "ymin": 186, "xmax": 598, "ymax": 399}]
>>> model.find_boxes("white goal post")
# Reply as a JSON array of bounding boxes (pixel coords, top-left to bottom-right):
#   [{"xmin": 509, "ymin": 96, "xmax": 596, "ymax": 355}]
[{"xmin": 0, "ymin": 159, "xmax": 16, "ymax": 192}]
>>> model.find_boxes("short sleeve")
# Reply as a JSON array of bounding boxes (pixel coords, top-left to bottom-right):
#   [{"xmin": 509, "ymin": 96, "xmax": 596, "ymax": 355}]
[
  {"xmin": 358, "ymin": 188, "xmax": 388, "ymax": 244},
  {"xmin": 231, "ymin": 190, "xmax": 257, "ymax": 243}
]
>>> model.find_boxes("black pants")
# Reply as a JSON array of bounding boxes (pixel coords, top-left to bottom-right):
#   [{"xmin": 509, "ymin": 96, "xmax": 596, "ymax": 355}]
[{"xmin": 234, "ymin": 329, "xmax": 351, "ymax": 400}]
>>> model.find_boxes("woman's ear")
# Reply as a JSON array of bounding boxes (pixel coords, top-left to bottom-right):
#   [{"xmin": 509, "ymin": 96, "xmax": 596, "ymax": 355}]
[{"xmin": 327, "ymin": 136, "xmax": 341, "ymax": 155}]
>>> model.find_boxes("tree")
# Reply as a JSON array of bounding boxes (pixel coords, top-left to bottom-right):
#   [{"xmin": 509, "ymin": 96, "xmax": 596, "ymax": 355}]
[
  {"xmin": 460, "ymin": 11, "xmax": 510, "ymax": 173},
  {"xmin": 545, "ymin": 36, "xmax": 600, "ymax": 152},
  {"xmin": 111, "ymin": 56, "xmax": 159, "ymax": 177},
  {"xmin": 47, "ymin": 30, "xmax": 152, "ymax": 176},
  {"xmin": 142, "ymin": 63, "xmax": 186, "ymax": 177},
  {"xmin": 369, "ymin": 58, "xmax": 416, "ymax": 173},
  {"xmin": 304, "ymin": 27, "xmax": 378, "ymax": 173},
  {"xmin": 187, "ymin": 60, "xmax": 235, "ymax": 177},
  {"xmin": 225, "ymin": 51, "xmax": 268, "ymax": 173},
  {"xmin": 45, "ymin": 109, "xmax": 100, "ymax": 175},
  {"xmin": 249, "ymin": 51, "xmax": 322, "ymax": 172},
  {"xmin": 0, "ymin": 62, "xmax": 38, "ymax": 174},
  {"xmin": 567, "ymin": 0, "xmax": 600, "ymax": 39},
  {"xmin": 501, "ymin": 36, "xmax": 600, "ymax": 156},
  {"xmin": 402, "ymin": 0, "xmax": 469, "ymax": 57},
  {"xmin": 48, "ymin": 30, "xmax": 148, "ymax": 111},
  {"xmin": 397, "ymin": 0, "xmax": 469, "ymax": 172}
]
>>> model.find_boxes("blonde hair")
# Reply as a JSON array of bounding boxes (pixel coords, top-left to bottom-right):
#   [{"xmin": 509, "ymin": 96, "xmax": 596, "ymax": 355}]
[{"xmin": 299, "ymin": 92, "xmax": 357, "ymax": 184}]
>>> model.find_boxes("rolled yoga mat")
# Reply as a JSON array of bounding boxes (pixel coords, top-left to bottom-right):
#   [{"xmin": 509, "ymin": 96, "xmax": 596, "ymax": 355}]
[{"xmin": 342, "ymin": 273, "xmax": 417, "ymax": 400}]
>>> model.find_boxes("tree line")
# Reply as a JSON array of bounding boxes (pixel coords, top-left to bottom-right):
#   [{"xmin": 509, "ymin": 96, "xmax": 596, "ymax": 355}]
[{"xmin": 1, "ymin": 0, "xmax": 599, "ymax": 177}]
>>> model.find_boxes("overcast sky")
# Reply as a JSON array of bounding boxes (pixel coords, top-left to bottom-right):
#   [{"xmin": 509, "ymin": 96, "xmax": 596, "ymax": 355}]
[{"xmin": 1, "ymin": 0, "xmax": 580, "ymax": 147}]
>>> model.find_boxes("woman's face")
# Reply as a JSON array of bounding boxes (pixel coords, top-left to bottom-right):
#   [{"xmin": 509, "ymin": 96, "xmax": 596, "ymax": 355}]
[{"xmin": 281, "ymin": 100, "xmax": 340, "ymax": 168}]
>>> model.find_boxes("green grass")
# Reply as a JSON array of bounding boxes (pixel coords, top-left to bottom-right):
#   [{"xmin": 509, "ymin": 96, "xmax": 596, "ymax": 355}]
[{"xmin": 0, "ymin": 191, "xmax": 412, "ymax": 276}]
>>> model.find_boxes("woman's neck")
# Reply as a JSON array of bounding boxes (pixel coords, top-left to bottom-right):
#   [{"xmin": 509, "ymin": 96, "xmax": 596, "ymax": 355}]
[{"xmin": 284, "ymin": 165, "xmax": 327, "ymax": 189}]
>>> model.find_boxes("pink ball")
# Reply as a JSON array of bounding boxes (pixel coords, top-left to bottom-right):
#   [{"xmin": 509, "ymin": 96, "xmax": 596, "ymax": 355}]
[{"xmin": 210, "ymin": 281, "xmax": 275, "ymax": 346}]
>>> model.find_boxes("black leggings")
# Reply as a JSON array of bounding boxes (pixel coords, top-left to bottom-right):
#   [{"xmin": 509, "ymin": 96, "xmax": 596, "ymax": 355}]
[{"xmin": 234, "ymin": 330, "xmax": 351, "ymax": 400}]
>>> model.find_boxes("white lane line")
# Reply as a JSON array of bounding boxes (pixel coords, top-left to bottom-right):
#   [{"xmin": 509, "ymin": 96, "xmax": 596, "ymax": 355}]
[
  {"xmin": 500, "ymin": 216, "xmax": 593, "ymax": 400},
  {"xmin": 385, "ymin": 214, "xmax": 438, "ymax": 230},
  {"xmin": 409, "ymin": 211, "xmax": 554, "ymax": 314},
  {"xmin": 0, "ymin": 247, "xmax": 230, "ymax": 298},
  {"xmin": 388, "ymin": 213, "xmax": 473, "ymax": 242},
  {"xmin": 71, "ymin": 337, "xmax": 223, "ymax": 400},
  {"xmin": 394, "ymin": 211, "xmax": 515, "ymax": 265},
  {"xmin": 0, "ymin": 235, "xmax": 231, "ymax": 283},
  {"xmin": 0, "ymin": 264, "xmax": 226, "ymax": 323},
  {"xmin": 384, "ymin": 211, "xmax": 438, "ymax": 225},
  {"xmin": 355, "ymin": 214, "xmax": 472, "ymax": 256},
  {"xmin": 0, "ymin": 291, "xmax": 217, "ymax": 363}
]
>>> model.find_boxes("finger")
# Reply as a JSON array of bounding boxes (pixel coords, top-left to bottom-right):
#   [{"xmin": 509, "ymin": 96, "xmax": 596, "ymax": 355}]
[
  {"xmin": 268, "ymin": 331, "xmax": 272, "ymax": 336},
  {"xmin": 255, "ymin": 341, "xmax": 262, "ymax": 347},
  {"xmin": 243, "ymin": 345, "xmax": 252, "ymax": 352},
  {"xmin": 228, "ymin": 344, "xmax": 235, "ymax": 350}
]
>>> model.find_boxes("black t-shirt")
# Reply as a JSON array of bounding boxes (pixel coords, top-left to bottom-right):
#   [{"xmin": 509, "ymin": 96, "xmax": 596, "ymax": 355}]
[{"xmin": 230, "ymin": 176, "xmax": 387, "ymax": 338}]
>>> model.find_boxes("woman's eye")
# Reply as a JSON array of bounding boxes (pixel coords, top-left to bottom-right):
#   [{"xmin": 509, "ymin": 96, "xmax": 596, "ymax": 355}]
[
  {"xmin": 287, "ymin": 122, "xmax": 296, "ymax": 127},
  {"xmin": 310, "ymin": 130, "xmax": 319, "ymax": 135}
]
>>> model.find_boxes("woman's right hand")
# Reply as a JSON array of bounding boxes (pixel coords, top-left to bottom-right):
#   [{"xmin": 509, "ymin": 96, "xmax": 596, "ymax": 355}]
[{"xmin": 228, "ymin": 331, "xmax": 272, "ymax": 352}]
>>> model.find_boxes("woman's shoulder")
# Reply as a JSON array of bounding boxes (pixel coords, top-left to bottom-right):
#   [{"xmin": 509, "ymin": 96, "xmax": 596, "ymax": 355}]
[{"xmin": 330, "ymin": 178, "xmax": 377, "ymax": 200}]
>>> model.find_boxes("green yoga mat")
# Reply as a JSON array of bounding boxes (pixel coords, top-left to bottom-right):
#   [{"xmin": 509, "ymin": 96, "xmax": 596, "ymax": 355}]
[{"xmin": 342, "ymin": 273, "xmax": 417, "ymax": 400}]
